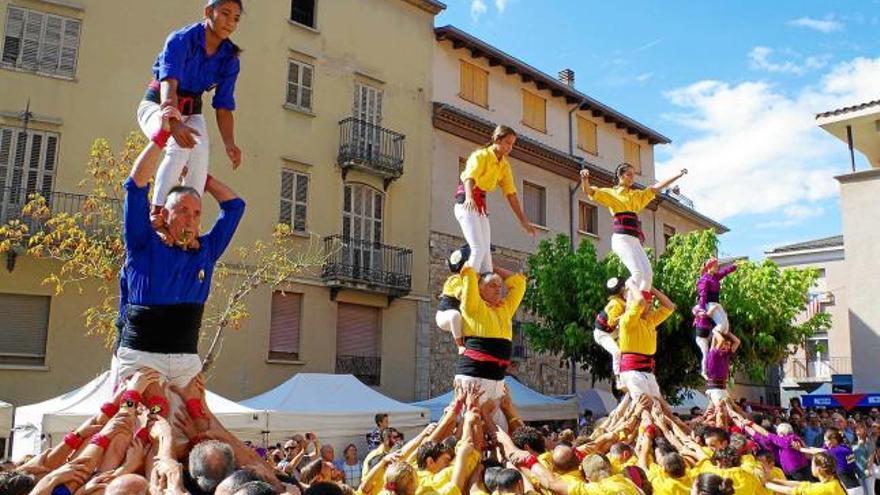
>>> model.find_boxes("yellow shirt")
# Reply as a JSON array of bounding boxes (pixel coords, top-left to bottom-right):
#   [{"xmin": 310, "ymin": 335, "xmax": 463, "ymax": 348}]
[
  {"xmin": 461, "ymin": 147, "xmax": 517, "ymax": 196},
  {"xmin": 568, "ymin": 474, "xmax": 640, "ymax": 495},
  {"xmin": 588, "ymin": 186, "xmax": 655, "ymax": 215},
  {"xmin": 608, "ymin": 456, "xmax": 636, "ymax": 475},
  {"xmin": 617, "ymin": 302, "xmax": 674, "ymax": 356},
  {"xmin": 768, "ymin": 466, "xmax": 786, "ymax": 480},
  {"xmin": 740, "ymin": 454, "xmax": 759, "ymax": 474},
  {"xmin": 363, "ymin": 444, "xmax": 390, "ymax": 476},
  {"xmin": 537, "ymin": 451, "xmax": 585, "ymax": 482},
  {"xmin": 442, "ymin": 274, "xmax": 463, "ymax": 299},
  {"xmin": 460, "ymin": 267, "xmax": 527, "ymax": 340},
  {"xmin": 603, "ymin": 296, "xmax": 626, "ymax": 332},
  {"xmin": 702, "ymin": 466, "xmax": 763, "ymax": 495},
  {"xmin": 647, "ymin": 467, "xmax": 692, "ymax": 495},
  {"xmin": 792, "ymin": 480, "xmax": 846, "ymax": 495}
]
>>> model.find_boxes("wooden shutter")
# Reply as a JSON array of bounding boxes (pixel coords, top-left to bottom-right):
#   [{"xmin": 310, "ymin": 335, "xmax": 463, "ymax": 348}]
[
  {"xmin": 336, "ymin": 303, "xmax": 380, "ymax": 357},
  {"xmin": 624, "ymin": 139, "xmax": 641, "ymax": 173},
  {"xmin": 38, "ymin": 15, "xmax": 61, "ymax": 73},
  {"xmin": 280, "ymin": 169, "xmax": 308, "ymax": 232},
  {"xmin": 577, "ymin": 116, "xmax": 598, "ymax": 155},
  {"xmin": 287, "ymin": 60, "xmax": 314, "ymax": 111},
  {"xmin": 2, "ymin": 6, "xmax": 25, "ymax": 65},
  {"xmin": 19, "ymin": 9, "xmax": 43, "ymax": 71},
  {"xmin": 460, "ymin": 61, "xmax": 474, "ymax": 102},
  {"xmin": 58, "ymin": 17, "xmax": 80, "ymax": 77},
  {"xmin": 269, "ymin": 291, "xmax": 302, "ymax": 360},
  {"xmin": 579, "ymin": 201, "xmax": 597, "ymax": 234},
  {"xmin": 522, "ymin": 90, "xmax": 546, "ymax": 131},
  {"xmin": 287, "ymin": 62, "xmax": 300, "ymax": 107},
  {"xmin": 460, "ymin": 61, "xmax": 488, "ymax": 107},
  {"xmin": 294, "ymin": 173, "xmax": 308, "ymax": 232},
  {"xmin": 279, "ymin": 169, "xmax": 294, "ymax": 227},
  {"xmin": 0, "ymin": 293, "xmax": 50, "ymax": 366}
]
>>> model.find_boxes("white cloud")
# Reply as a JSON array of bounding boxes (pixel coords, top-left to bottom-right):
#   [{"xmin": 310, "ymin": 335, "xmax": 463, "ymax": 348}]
[
  {"xmin": 635, "ymin": 72, "xmax": 654, "ymax": 82},
  {"xmin": 470, "ymin": 0, "xmax": 487, "ymax": 21},
  {"xmin": 633, "ymin": 38, "xmax": 663, "ymax": 54},
  {"xmin": 495, "ymin": 0, "xmax": 509, "ymax": 13},
  {"xmin": 787, "ymin": 16, "xmax": 844, "ymax": 33},
  {"xmin": 656, "ymin": 56, "xmax": 880, "ymax": 222},
  {"xmin": 748, "ymin": 46, "xmax": 830, "ymax": 75}
]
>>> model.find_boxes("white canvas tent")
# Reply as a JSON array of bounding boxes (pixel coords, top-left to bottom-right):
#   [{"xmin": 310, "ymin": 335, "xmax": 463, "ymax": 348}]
[
  {"xmin": 413, "ymin": 377, "xmax": 578, "ymax": 422},
  {"xmin": 672, "ymin": 389, "xmax": 709, "ymax": 416},
  {"xmin": 576, "ymin": 388, "xmax": 618, "ymax": 417},
  {"xmin": 242, "ymin": 373, "xmax": 430, "ymax": 447},
  {"xmin": 12, "ymin": 371, "xmax": 267, "ymax": 460}
]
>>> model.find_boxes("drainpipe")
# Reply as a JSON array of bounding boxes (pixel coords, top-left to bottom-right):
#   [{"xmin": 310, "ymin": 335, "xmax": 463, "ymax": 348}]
[
  {"xmin": 567, "ymin": 99, "xmax": 586, "ymax": 396},
  {"xmin": 846, "ymin": 125, "xmax": 855, "ymax": 173}
]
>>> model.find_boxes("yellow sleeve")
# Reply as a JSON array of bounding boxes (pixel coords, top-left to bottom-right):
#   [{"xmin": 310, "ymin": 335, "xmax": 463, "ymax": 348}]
[
  {"xmin": 618, "ymin": 300, "xmax": 643, "ymax": 333},
  {"xmin": 502, "ymin": 273, "xmax": 527, "ymax": 315},
  {"xmin": 630, "ymin": 188, "xmax": 656, "ymax": 211},
  {"xmin": 442, "ymin": 275, "xmax": 463, "ymax": 299},
  {"xmin": 461, "ymin": 149, "xmax": 485, "ymax": 183},
  {"xmin": 498, "ymin": 159, "xmax": 517, "ymax": 196},
  {"xmin": 791, "ymin": 482, "xmax": 812, "ymax": 495},
  {"xmin": 647, "ymin": 305, "xmax": 674, "ymax": 328},
  {"xmin": 587, "ymin": 187, "xmax": 619, "ymax": 209},
  {"xmin": 460, "ymin": 267, "xmax": 485, "ymax": 320},
  {"xmin": 605, "ymin": 298, "xmax": 625, "ymax": 329}
]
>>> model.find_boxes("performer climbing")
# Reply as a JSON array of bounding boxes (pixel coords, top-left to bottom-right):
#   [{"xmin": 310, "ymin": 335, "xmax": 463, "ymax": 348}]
[
  {"xmin": 705, "ymin": 331, "xmax": 739, "ymax": 408},
  {"xmin": 456, "ymin": 263, "xmax": 527, "ymax": 432},
  {"xmin": 694, "ymin": 257, "xmax": 739, "ymax": 377},
  {"xmin": 456, "ymin": 125, "xmax": 535, "ymax": 274},
  {"xmin": 594, "ymin": 277, "xmax": 627, "ymax": 380},
  {"xmin": 436, "ymin": 244, "xmax": 470, "ymax": 354},
  {"xmin": 137, "ymin": 0, "xmax": 244, "ymax": 245},
  {"xmin": 617, "ymin": 281, "xmax": 676, "ymax": 398},
  {"xmin": 579, "ymin": 164, "xmax": 687, "ymax": 299}
]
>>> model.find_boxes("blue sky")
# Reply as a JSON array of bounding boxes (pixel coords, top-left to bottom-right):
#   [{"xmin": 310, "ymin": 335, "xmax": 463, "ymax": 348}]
[{"xmin": 436, "ymin": 1, "xmax": 880, "ymax": 259}]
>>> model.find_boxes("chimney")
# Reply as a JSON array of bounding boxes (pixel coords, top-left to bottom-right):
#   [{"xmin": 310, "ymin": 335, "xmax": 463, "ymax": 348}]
[{"xmin": 558, "ymin": 69, "xmax": 575, "ymax": 87}]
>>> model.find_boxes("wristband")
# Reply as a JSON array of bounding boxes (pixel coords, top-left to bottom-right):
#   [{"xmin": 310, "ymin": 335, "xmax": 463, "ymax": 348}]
[
  {"xmin": 101, "ymin": 401, "xmax": 119, "ymax": 417},
  {"xmin": 516, "ymin": 454, "xmax": 539, "ymax": 470},
  {"xmin": 91, "ymin": 434, "xmax": 111, "ymax": 450},
  {"xmin": 186, "ymin": 398, "xmax": 207, "ymax": 419},
  {"xmin": 645, "ymin": 424, "xmax": 657, "ymax": 437},
  {"xmin": 145, "ymin": 395, "xmax": 170, "ymax": 417},
  {"xmin": 120, "ymin": 390, "xmax": 143, "ymax": 409},
  {"xmin": 135, "ymin": 427, "xmax": 151, "ymax": 443},
  {"xmin": 63, "ymin": 431, "xmax": 83, "ymax": 450}
]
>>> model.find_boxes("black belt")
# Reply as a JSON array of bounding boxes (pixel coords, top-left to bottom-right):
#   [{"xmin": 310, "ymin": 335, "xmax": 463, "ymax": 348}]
[
  {"xmin": 120, "ymin": 303, "xmax": 205, "ymax": 354},
  {"xmin": 438, "ymin": 295, "xmax": 461, "ymax": 312}
]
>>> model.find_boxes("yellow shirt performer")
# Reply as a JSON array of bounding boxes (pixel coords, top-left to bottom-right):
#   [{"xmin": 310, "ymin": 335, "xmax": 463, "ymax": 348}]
[
  {"xmin": 616, "ymin": 282, "xmax": 676, "ymax": 398},
  {"xmin": 435, "ymin": 244, "xmax": 470, "ymax": 354},
  {"xmin": 456, "ymin": 125, "xmax": 535, "ymax": 274},
  {"xmin": 593, "ymin": 277, "xmax": 627, "ymax": 378},
  {"xmin": 579, "ymin": 164, "xmax": 686, "ymax": 300}
]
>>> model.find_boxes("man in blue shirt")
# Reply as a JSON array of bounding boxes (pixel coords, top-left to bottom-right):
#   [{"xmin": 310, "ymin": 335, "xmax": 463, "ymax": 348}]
[{"xmin": 111, "ymin": 135, "xmax": 245, "ymax": 389}]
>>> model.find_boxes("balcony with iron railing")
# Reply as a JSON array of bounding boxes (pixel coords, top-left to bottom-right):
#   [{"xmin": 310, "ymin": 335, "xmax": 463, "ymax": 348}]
[
  {"xmin": 337, "ymin": 117, "xmax": 405, "ymax": 189},
  {"xmin": 0, "ymin": 187, "xmax": 121, "ymax": 233},
  {"xmin": 782, "ymin": 356, "xmax": 852, "ymax": 384},
  {"xmin": 321, "ymin": 235, "xmax": 412, "ymax": 301},
  {"xmin": 336, "ymin": 354, "xmax": 381, "ymax": 386}
]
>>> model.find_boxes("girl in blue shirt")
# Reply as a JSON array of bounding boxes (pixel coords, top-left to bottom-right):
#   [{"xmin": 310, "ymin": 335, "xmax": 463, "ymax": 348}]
[{"xmin": 137, "ymin": 0, "xmax": 243, "ymax": 245}]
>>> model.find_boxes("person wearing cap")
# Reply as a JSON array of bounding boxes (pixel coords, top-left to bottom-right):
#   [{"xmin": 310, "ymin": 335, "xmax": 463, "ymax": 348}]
[
  {"xmin": 436, "ymin": 244, "xmax": 471, "ymax": 354},
  {"xmin": 579, "ymin": 164, "xmax": 687, "ymax": 301},
  {"xmin": 616, "ymin": 281, "xmax": 676, "ymax": 398},
  {"xmin": 593, "ymin": 277, "xmax": 627, "ymax": 383},
  {"xmin": 137, "ymin": 0, "xmax": 244, "ymax": 247}
]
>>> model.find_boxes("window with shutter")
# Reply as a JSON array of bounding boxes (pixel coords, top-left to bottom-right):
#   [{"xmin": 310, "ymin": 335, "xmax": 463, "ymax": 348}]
[
  {"xmin": 577, "ymin": 116, "xmax": 598, "ymax": 155},
  {"xmin": 336, "ymin": 302, "xmax": 381, "ymax": 385},
  {"xmin": 578, "ymin": 201, "xmax": 598, "ymax": 235},
  {"xmin": 0, "ymin": 293, "xmax": 50, "ymax": 366},
  {"xmin": 459, "ymin": 60, "xmax": 488, "ymax": 107},
  {"xmin": 269, "ymin": 291, "xmax": 302, "ymax": 361},
  {"xmin": 522, "ymin": 181, "xmax": 546, "ymax": 227},
  {"xmin": 279, "ymin": 169, "xmax": 308, "ymax": 233},
  {"xmin": 342, "ymin": 183, "xmax": 383, "ymax": 272},
  {"xmin": 286, "ymin": 59, "xmax": 314, "ymax": 112},
  {"xmin": 522, "ymin": 90, "xmax": 547, "ymax": 132},
  {"xmin": 623, "ymin": 139, "xmax": 641, "ymax": 174},
  {"xmin": 1, "ymin": 6, "xmax": 80, "ymax": 78},
  {"xmin": 0, "ymin": 127, "xmax": 59, "ymax": 223}
]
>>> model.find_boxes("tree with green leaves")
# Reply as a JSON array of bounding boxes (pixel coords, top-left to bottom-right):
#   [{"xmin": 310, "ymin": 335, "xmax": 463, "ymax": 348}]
[{"xmin": 523, "ymin": 230, "xmax": 829, "ymax": 399}]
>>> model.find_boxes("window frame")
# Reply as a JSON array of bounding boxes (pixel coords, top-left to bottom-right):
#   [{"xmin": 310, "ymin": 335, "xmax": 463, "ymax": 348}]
[
  {"xmin": 459, "ymin": 59, "xmax": 489, "ymax": 108},
  {"xmin": 279, "ymin": 168, "xmax": 309, "ymax": 233},
  {"xmin": 290, "ymin": 0, "xmax": 318, "ymax": 29},
  {"xmin": 522, "ymin": 180, "xmax": 547, "ymax": 227},
  {"xmin": 578, "ymin": 200, "xmax": 598, "ymax": 236},
  {"xmin": 1, "ymin": 5, "xmax": 81, "ymax": 79},
  {"xmin": 576, "ymin": 115, "xmax": 598, "ymax": 155},
  {"xmin": 285, "ymin": 58, "xmax": 315, "ymax": 113},
  {"xmin": 521, "ymin": 89, "xmax": 547, "ymax": 133}
]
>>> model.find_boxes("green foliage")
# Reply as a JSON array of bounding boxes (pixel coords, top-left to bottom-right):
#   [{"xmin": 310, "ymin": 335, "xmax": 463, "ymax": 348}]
[{"xmin": 523, "ymin": 230, "xmax": 828, "ymax": 398}]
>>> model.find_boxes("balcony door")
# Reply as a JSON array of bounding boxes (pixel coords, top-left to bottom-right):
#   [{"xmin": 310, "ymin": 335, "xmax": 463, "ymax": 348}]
[
  {"xmin": 352, "ymin": 83, "xmax": 383, "ymax": 162},
  {"xmin": 342, "ymin": 183, "xmax": 384, "ymax": 279}
]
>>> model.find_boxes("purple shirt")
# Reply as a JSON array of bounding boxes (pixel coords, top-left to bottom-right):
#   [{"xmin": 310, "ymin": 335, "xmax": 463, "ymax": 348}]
[
  {"xmin": 757, "ymin": 432, "xmax": 809, "ymax": 474},
  {"xmin": 706, "ymin": 348, "xmax": 732, "ymax": 385},
  {"xmin": 826, "ymin": 444, "xmax": 857, "ymax": 477},
  {"xmin": 697, "ymin": 265, "xmax": 737, "ymax": 307}
]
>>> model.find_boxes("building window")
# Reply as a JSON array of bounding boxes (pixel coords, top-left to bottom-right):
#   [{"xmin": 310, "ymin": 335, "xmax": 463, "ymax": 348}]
[
  {"xmin": 522, "ymin": 90, "xmax": 546, "ymax": 132},
  {"xmin": 290, "ymin": 0, "xmax": 316, "ymax": 28},
  {"xmin": 286, "ymin": 59, "xmax": 314, "ymax": 112},
  {"xmin": 279, "ymin": 169, "xmax": 308, "ymax": 233},
  {"xmin": 269, "ymin": 291, "xmax": 302, "ymax": 361},
  {"xmin": 578, "ymin": 201, "xmax": 598, "ymax": 235},
  {"xmin": 577, "ymin": 116, "xmax": 598, "ymax": 155},
  {"xmin": 623, "ymin": 139, "xmax": 641, "ymax": 174},
  {"xmin": 336, "ymin": 303, "xmax": 381, "ymax": 385},
  {"xmin": 663, "ymin": 224, "xmax": 676, "ymax": 247},
  {"xmin": 2, "ymin": 6, "xmax": 81, "ymax": 78},
  {"xmin": 343, "ymin": 183, "xmax": 384, "ymax": 272},
  {"xmin": 522, "ymin": 181, "xmax": 546, "ymax": 227},
  {"xmin": 0, "ymin": 293, "xmax": 50, "ymax": 366},
  {"xmin": 459, "ymin": 60, "xmax": 488, "ymax": 108},
  {"xmin": 0, "ymin": 127, "xmax": 60, "ymax": 223}
]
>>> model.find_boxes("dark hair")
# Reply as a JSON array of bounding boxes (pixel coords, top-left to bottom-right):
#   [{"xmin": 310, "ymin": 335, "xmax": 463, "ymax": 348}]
[
  {"xmin": 483, "ymin": 466, "xmax": 503, "ymax": 492},
  {"xmin": 304, "ymin": 482, "xmax": 345, "ymax": 495},
  {"xmin": 381, "ymin": 428, "xmax": 398, "ymax": 443},
  {"xmin": 622, "ymin": 465, "xmax": 652, "ymax": 495},
  {"xmin": 605, "ymin": 277, "xmax": 625, "ymax": 297},
  {"xmin": 652, "ymin": 436, "xmax": 677, "ymax": 457},
  {"xmin": 756, "ymin": 450, "xmax": 776, "ymax": 463},
  {"xmin": 205, "ymin": 1, "xmax": 244, "ymax": 56},
  {"xmin": 660, "ymin": 452, "xmax": 686, "ymax": 478},
  {"xmin": 495, "ymin": 469, "xmax": 523, "ymax": 492},
  {"xmin": 711, "ymin": 446, "xmax": 742, "ymax": 469},
  {"xmin": 512, "ymin": 426, "xmax": 546, "ymax": 454},
  {"xmin": 694, "ymin": 473, "xmax": 735, "ymax": 495},
  {"xmin": 0, "ymin": 471, "xmax": 36, "ymax": 495},
  {"xmin": 222, "ymin": 469, "xmax": 263, "ymax": 493},
  {"xmin": 234, "ymin": 480, "xmax": 275, "ymax": 495},
  {"xmin": 300, "ymin": 458, "xmax": 324, "ymax": 484},
  {"xmin": 824, "ymin": 427, "xmax": 845, "ymax": 446},
  {"xmin": 416, "ymin": 441, "xmax": 444, "ymax": 470},
  {"xmin": 609, "ymin": 442, "xmax": 633, "ymax": 457},
  {"xmin": 375, "ymin": 413, "xmax": 389, "ymax": 426},
  {"xmin": 614, "ymin": 163, "xmax": 634, "ymax": 185},
  {"xmin": 343, "ymin": 443, "xmax": 357, "ymax": 456},
  {"xmin": 485, "ymin": 125, "xmax": 517, "ymax": 148},
  {"xmin": 703, "ymin": 427, "xmax": 730, "ymax": 444}
]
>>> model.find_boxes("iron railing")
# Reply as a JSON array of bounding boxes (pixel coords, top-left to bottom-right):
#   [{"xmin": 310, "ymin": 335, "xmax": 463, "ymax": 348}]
[
  {"xmin": 782, "ymin": 357, "xmax": 852, "ymax": 382},
  {"xmin": 337, "ymin": 117, "xmax": 405, "ymax": 181},
  {"xmin": 321, "ymin": 235, "xmax": 412, "ymax": 298},
  {"xmin": 336, "ymin": 354, "xmax": 381, "ymax": 386},
  {"xmin": 0, "ymin": 187, "xmax": 121, "ymax": 233}
]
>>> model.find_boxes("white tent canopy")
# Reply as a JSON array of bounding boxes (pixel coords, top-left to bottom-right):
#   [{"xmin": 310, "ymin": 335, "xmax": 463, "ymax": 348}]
[
  {"xmin": 13, "ymin": 371, "xmax": 267, "ymax": 460},
  {"xmin": 413, "ymin": 377, "xmax": 578, "ymax": 422},
  {"xmin": 576, "ymin": 388, "xmax": 618, "ymax": 417},
  {"xmin": 672, "ymin": 389, "xmax": 709, "ymax": 416},
  {"xmin": 242, "ymin": 373, "xmax": 430, "ymax": 445}
]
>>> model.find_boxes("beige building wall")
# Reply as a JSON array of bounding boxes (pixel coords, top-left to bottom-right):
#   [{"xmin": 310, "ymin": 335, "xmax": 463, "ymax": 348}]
[{"xmin": 0, "ymin": 0, "xmax": 441, "ymax": 405}]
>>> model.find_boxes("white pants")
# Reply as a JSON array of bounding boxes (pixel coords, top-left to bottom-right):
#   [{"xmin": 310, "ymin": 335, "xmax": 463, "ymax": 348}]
[
  {"xmin": 436, "ymin": 309, "xmax": 463, "ymax": 339},
  {"xmin": 137, "ymin": 100, "xmax": 210, "ymax": 207},
  {"xmin": 620, "ymin": 370, "xmax": 661, "ymax": 398},
  {"xmin": 860, "ymin": 475, "xmax": 875, "ymax": 495},
  {"xmin": 611, "ymin": 233, "xmax": 652, "ymax": 291},
  {"xmin": 593, "ymin": 330, "xmax": 621, "ymax": 375},
  {"xmin": 705, "ymin": 388, "xmax": 729, "ymax": 406},
  {"xmin": 453, "ymin": 374, "xmax": 508, "ymax": 432},
  {"xmin": 696, "ymin": 336, "xmax": 709, "ymax": 376},
  {"xmin": 454, "ymin": 203, "xmax": 492, "ymax": 273},
  {"xmin": 707, "ymin": 302, "xmax": 729, "ymax": 335},
  {"xmin": 111, "ymin": 346, "xmax": 202, "ymax": 390}
]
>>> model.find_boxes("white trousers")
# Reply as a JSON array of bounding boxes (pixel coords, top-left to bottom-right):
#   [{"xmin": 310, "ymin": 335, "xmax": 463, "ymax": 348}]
[
  {"xmin": 454, "ymin": 203, "xmax": 492, "ymax": 273},
  {"xmin": 611, "ymin": 233, "xmax": 652, "ymax": 291},
  {"xmin": 593, "ymin": 329, "xmax": 621, "ymax": 376},
  {"xmin": 707, "ymin": 302, "xmax": 730, "ymax": 335},
  {"xmin": 137, "ymin": 100, "xmax": 210, "ymax": 207},
  {"xmin": 620, "ymin": 370, "xmax": 661, "ymax": 398},
  {"xmin": 453, "ymin": 374, "xmax": 508, "ymax": 432},
  {"xmin": 111, "ymin": 346, "xmax": 202, "ymax": 390},
  {"xmin": 696, "ymin": 336, "xmax": 710, "ymax": 376},
  {"xmin": 436, "ymin": 309, "xmax": 463, "ymax": 339},
  {"xmin": 705, "ymin": 388, "xmax": 729, "ymax": 406}
]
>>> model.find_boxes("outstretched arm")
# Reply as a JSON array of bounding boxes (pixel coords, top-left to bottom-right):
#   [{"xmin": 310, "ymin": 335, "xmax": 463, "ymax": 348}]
[{"xmin": 648, "ymin": 169, "xmax": 687, "ymax": 193}]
